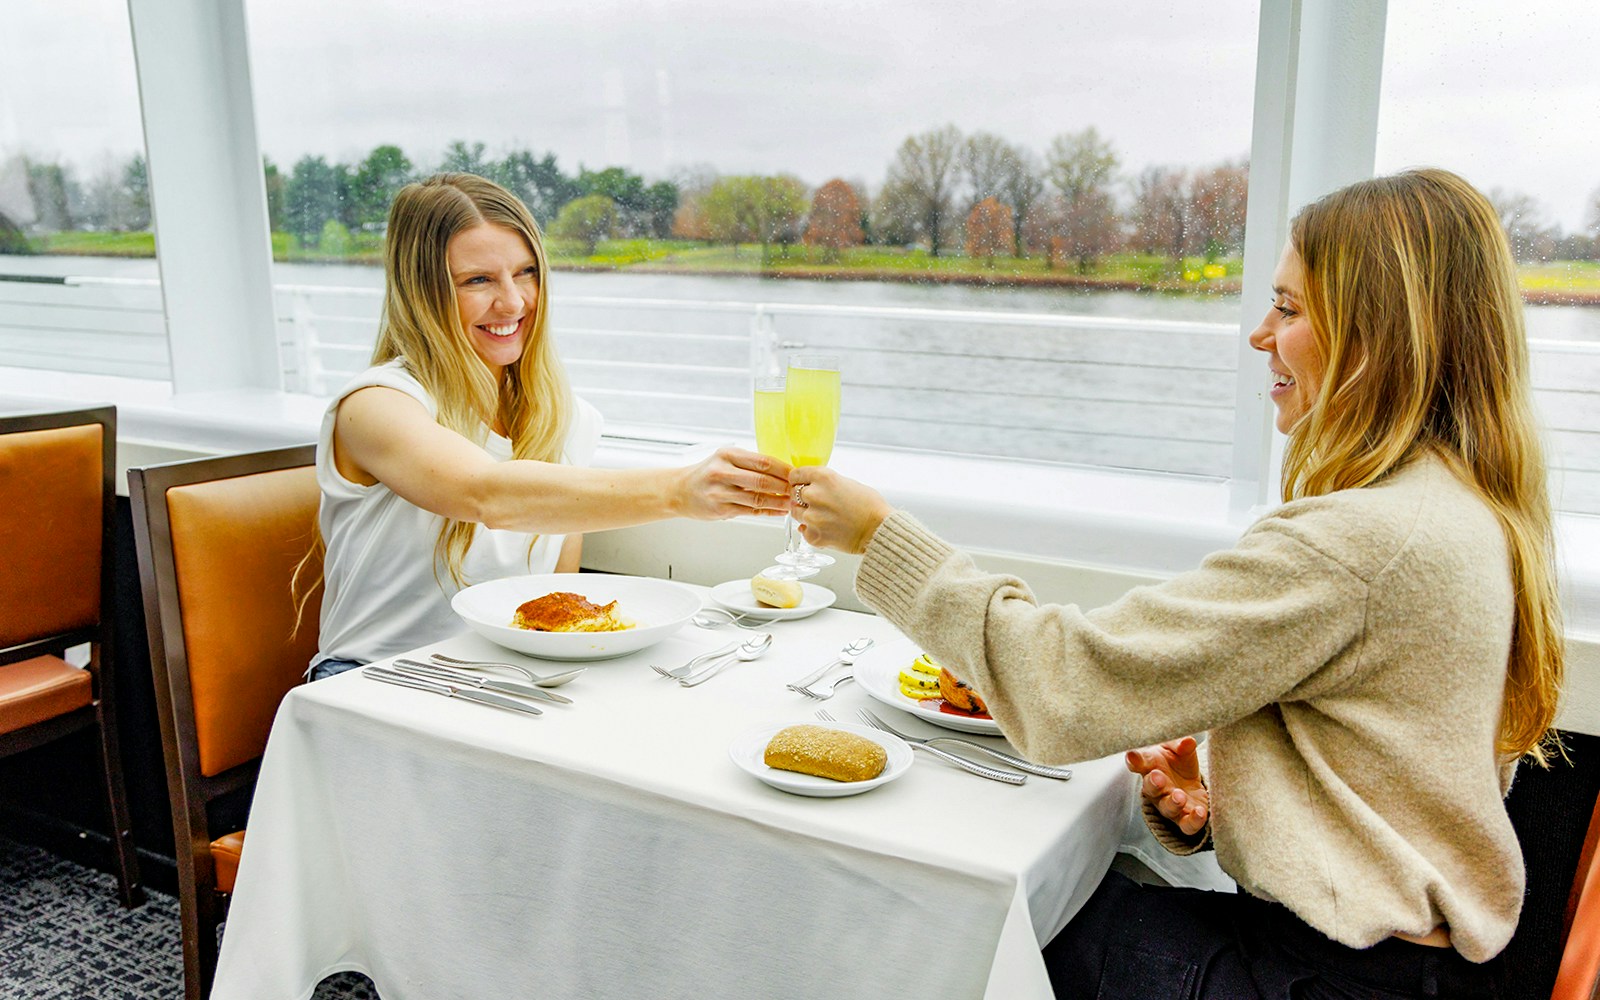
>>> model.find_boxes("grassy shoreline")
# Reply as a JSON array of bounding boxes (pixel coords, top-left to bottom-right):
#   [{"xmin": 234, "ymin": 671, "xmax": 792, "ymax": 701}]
[{"xmin": 21, "ymin": 232, "xmax": 1600, "ymax": 305}]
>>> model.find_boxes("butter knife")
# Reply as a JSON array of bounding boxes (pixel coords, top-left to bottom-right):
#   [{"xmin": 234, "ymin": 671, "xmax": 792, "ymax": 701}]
[
  {"xmin": 391, "ymin": 659, "xmax": 573, "ymax": 705},
  {"xmin": 363, "ymin": 666, "xmax": 543, "ymax": 716}
]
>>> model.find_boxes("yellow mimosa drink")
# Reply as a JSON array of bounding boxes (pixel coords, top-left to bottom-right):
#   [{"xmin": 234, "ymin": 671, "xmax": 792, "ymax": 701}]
[
  {"xmin": 753, "ymin": 384, "xmax": 790, "ymax": 462},
  {"xmin": 784, "ymin": 365, "xmax": 840, "ymax": 467}
]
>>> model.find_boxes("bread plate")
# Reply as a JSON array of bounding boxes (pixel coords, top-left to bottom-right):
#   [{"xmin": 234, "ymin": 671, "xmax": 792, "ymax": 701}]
[
  {"xmin": 729, "ymin": 722, "xmax": 912, "ymax": 798},
  {"xmin": 451, "ymin": 573, "xmax": 700, "ymax": 661},
  {"xmin": 854, "ymin": 637, "xmax": 1003, "ymax": 735},
  {"xmin": 710, "ymin": 579, "xmax": 836, "ymax": 621}
]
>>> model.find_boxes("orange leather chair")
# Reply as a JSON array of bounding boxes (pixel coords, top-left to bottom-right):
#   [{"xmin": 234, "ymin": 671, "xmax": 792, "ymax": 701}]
[
  {"xmin": 1552, "ymin": 788, "xmax": 1600, "ymax": 1000},
  {"xmin": 0, "ymin": 406, "xmax": 142, "ymax": 907},
  {"xmin": 128, "ymin": 444, "xmax": 321, "ymax": 1000}
]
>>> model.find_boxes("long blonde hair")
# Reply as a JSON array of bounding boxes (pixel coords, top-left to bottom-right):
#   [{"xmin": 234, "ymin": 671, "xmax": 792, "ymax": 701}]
[
  {"xmin": 375, "ymin": 173, "xmax": 573, "ymax": 586},
  {"xmin": 1285, "ymin": 168, "xmax": 1563, "ymax": 763}
]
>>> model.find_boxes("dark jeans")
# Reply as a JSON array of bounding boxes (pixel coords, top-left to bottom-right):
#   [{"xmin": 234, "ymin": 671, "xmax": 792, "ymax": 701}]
[
  {"xmin": 1043, "ymin": 871, "xmax": 1500, "ymax": 999},
  {"xmin": 307, "ymin": 657, "xmax": 363, "ymax": 682}
]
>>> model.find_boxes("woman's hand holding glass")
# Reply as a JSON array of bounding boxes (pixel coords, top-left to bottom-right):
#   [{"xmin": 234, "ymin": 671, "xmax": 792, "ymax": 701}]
[
  {"xmin": 1125, "ymin": 736, "xmax": 1209, "ymax": 837},
  {"xmin": 675, "ymin": 445, "xmax": 792, "ymax": 521},
  {"xmin": 787, "ymin": 467, "xmax": 894, "ymax": 555}
]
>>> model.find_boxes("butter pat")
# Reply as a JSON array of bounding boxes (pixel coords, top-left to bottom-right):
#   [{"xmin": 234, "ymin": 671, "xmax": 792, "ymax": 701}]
[{"xmin": 750, "ymin": 574, "xmax": 803, "ymax": 609}]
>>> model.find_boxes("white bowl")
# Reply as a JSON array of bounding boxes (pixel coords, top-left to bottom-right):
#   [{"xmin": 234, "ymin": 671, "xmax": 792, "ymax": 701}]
[{"xmin": 451, "ymin": 573, "xmax": 701, "ymax": 661}]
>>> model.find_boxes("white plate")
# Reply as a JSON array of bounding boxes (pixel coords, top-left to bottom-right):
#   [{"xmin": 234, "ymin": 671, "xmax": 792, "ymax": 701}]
[
  {"xmin": 451, "ymin": 573, "xmax": 701, "ymax": 661},
  {"xmin": 728, "ymin": 722, "xmax": 913, "ymax": 797},
  {"xmin": 854, "ymin": 638, "xmax": 1003, "ymax": 735},
  {"xmin": 710, "ymin": 580, "xmax": 836, "ymax": 621}
]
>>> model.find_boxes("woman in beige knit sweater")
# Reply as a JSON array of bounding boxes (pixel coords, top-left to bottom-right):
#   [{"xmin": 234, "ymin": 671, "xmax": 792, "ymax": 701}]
[{"xmin": 791, "ymin": 169, "xmax": 1563, "ymax": 999}]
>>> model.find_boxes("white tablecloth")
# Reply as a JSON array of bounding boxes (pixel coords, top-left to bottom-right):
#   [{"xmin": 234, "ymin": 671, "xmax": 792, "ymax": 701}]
[{"xmin": 211, "ymin": 598, "xmax": 1136, "ymax": 1000}]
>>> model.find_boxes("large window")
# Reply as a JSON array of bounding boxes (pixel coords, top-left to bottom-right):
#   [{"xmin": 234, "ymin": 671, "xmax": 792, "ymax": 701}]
[
  {"xmin": 0, "ymin": 0, "xmax": 167, "ymax": 379},
  {"xmin": 245, "ymin": 0, "xmax": 1261, "ymax": 476},
  {"xmin": 1377, "ymin": 0, "xmax": 1600, "ymax": 514}
]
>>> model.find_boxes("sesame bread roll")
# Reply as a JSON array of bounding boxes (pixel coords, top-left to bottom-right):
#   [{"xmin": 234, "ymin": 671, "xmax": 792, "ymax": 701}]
[{"xmin": 764, "ymin": 725, "xmax": 887, "ymax": 782}]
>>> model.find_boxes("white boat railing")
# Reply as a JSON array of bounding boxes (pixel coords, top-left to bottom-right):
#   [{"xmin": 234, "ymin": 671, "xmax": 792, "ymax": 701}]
[{"xmin": 3, "ymin": 273, "xmax": 1597, "ymax": 513}]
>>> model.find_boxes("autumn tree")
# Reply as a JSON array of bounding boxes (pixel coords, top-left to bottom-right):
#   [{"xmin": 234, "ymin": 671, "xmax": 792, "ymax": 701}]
[
  {"xmin": 549, "ymin": 194, "xmax": 617, "ymax": 255},
  {"xmin": 1130, "ymin": 165, "xmax": 1192, "ymax": 266},
  {"xmin": 803, "ymin": 179, "xmax": 864, "ymax": 261},
  {"xmin": 999, "ymin": 147, "xmax": 1045, "ymax": 258},
  {"xmin": 964, "ymin": 197, "xmax": 1013, "ymax": 266},
  {"xmin": 965, "ymin": 133, "xmax": 1042, "ymax": 258},
  {"xmin": 702, "ymin": 175, "xmax": 808, "ymax": 262},
  {"xmin": 1045, "ymin": 128, "xmax": 1121, "ymax": 271},
  {"xmin": 1186, "ymin": 159, "xmax": 1249, "ymax": 260},
  {"xmin": 1489, "ymin": 187, "xmax": 1559, "ymax": 263},
  {"xmin": 880, "ymin": 125, "xmax": 963, "ymax": 255}
]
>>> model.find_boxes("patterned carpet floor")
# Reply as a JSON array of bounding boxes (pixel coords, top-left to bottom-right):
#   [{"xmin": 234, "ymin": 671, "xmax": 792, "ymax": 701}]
[{"xmin": 0, "ymin": 837, "xmax": 377, "ymax": 999}]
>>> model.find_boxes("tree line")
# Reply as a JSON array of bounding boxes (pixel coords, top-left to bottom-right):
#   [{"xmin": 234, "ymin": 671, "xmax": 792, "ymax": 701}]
[{"xmin": 5, "ymin": 130, "xmax": 1600, "ymax": 269}]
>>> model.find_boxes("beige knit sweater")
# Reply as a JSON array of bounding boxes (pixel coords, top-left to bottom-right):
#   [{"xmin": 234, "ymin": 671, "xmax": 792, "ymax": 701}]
[{"xmin": 855, "ymin": 453, "xmax": 1522, "ymax": 962}]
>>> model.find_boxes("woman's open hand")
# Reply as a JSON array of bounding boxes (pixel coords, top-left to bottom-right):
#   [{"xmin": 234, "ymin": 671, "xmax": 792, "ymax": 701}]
[
  {"xmin": 676, "ymin": 446, "xmax": 792, "ymax": 521},
  {"xmin": 1125, "ymin": 736, "xmax": 1209, "ymax": 837},
  {"xmin": 788, "ymin": 467, "xmax": 894, "ymax": 555}
]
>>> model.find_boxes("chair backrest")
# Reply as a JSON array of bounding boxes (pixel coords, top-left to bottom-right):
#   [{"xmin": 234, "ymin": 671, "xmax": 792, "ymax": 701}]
[
  {"xmin": 1552, "ymin": 790, "xmax": 1600, "ymax": 1000},
  {"xmin": 129, "ymin": 444, "xmax": 321, "ymax": 813},
  {"xmin": 0, "ymin": 406, "xmax": 114, "ymax": 662}
]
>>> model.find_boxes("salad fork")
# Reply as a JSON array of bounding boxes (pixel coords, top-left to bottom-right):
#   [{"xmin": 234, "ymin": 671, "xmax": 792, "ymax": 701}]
[
  {"xmin": 856, "ymin": 709, "xmax": 1071, "ymax": 780},
  {"xmin": 816, "ymin": 710, "xmax": 1026, "ymax": 785}
]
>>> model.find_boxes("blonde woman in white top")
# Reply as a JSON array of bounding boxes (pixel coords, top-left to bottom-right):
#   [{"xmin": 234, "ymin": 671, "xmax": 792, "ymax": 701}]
[{"xmin": 309, "ymin": 174, "xmax": 789, "ymax": 676}]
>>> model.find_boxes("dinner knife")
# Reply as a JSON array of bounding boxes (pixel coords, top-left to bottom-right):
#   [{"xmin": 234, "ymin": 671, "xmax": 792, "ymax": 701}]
[
  {"xmin": 362, "ymin": 666, "xmax": 544, "ymax": 716},
  {"xmin": 391, "ymin": 659, "xmax": 573, "ymax": 705}
]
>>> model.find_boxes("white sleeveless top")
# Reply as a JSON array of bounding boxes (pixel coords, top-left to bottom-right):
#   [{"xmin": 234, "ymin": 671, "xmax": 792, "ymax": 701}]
[{"xmin": 312, "ymin": 360, "xmax": 603, "ymax": 667}]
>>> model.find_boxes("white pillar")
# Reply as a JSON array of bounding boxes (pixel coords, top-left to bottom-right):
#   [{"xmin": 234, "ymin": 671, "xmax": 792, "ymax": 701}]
[
  {"xmin": 126, "ymin": 0, "xmax": 279, "ymax": 393},
  {"xmin": 1230, "ymin": 0, "xmax": 1388, "ymax": 514}
]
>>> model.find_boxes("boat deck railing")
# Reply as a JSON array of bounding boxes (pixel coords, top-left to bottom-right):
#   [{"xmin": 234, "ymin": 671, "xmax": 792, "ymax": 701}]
[{"xmin": 4, "ymin": 273, "xmax": 1597, "ymax": 513}]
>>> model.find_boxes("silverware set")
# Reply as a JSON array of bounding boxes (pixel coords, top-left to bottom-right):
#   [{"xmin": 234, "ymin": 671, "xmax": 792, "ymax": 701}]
[
  {"xmin": 815, "ymin": 708, "xmax": 1073, "ymax": 785},
  {"xmin": 787, "ymin": 637, "xmax": 874, "ymax": 700},
  {"xmin": 362, "ymin": 653, "xmax": 585, "ymax": 717},
  {"xmin": 650, "ymin": 633, "xmax": 774, "ymax": 686},
  {"xmin": 690, "ymin": 607, "xmax": 773, "ymax": 631}
]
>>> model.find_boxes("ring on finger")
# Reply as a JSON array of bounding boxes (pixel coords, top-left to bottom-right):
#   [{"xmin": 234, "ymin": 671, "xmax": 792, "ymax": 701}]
[{"xmin": 793, "ymin": 483, "xmax": 809, "ymax": 508}]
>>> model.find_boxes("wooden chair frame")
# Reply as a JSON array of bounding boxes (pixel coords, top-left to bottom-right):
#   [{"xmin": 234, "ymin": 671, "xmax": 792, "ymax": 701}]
[
  {"xmin": 129, "ymin": 443, "xmax": 317, "ymax": 1000},
  {"xmin": 0, "ymin": 405, "xmax": 143, "ymax": 907}
]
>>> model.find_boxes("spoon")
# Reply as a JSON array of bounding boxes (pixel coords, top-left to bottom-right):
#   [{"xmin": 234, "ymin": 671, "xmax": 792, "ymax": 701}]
[
  {"xmin": 427, "ymin": 653, "xmax": 586, "ymax": 687},
  {"xmin": 786, "ymin": 637, "xmax": 875, "ymax": 694},
  {"xmin": 679, "ymin": 633, "xmax": 774, "ymax": 687},
  {"xmin": 690, "ymin": 607, "xmax": 768, "ymax": 631}
]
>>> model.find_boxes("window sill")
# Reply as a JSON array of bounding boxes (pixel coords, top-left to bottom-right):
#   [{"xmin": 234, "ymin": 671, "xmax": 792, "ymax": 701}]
[{"xmin": 2, "ymin": 368, "xmax": 1595, "ymax": 636}]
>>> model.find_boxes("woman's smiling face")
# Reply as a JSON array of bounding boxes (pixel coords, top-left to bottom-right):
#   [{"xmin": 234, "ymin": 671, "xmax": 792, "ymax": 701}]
[
  {"xmin": 1248, "ymin": 243, "xmax": 1325, "ymax": 433},
  {"xmin": 446, "ymin": 222, "xmax": 540, "ymax": 377}
]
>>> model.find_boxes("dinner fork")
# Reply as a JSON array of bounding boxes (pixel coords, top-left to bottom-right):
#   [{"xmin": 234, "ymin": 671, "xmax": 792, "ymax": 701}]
[
  {"xmin": 650, "ymin": 639, "xmax": 743, "ymax": 679},
  {"xmin": 857, "ymin": 709, "xmax": 1072, "ymax": 780},
  {"xmin": 815, "ymin": 710, "xmax": 1026, "ymax": 785}
]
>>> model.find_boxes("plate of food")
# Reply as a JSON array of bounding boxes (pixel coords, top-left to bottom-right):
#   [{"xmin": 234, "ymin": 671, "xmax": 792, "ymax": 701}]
[
  {"xmin": 451, "ymin": 573, "xmax": 700, "ymax": 660},
  {"xmin": 854, "ymin": 638, "xmax": 1002, "ymax": 735},
  {"xmin": 710, "ymin": 577, "xmax": 836, "ymax": 621},
  {"xmin": 728, "ymin": 722, "xmax": 913, "ymax": 798}
]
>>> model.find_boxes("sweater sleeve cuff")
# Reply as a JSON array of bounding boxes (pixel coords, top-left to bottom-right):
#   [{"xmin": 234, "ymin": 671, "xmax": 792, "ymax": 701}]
[
  {"xmin": 1141, "ymin": 797, "xmax": 1213, "ymax": 856},
  {"xmin": 855, "ymin": 511, "xmax": 955, "ymax": 621}
]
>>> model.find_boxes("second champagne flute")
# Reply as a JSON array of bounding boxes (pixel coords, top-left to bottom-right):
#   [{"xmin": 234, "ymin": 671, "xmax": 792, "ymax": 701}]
[
  {"xmin": 752, "ymin": 374, "xmax": 811, "ymax": 580},
  {"xmin": 777, "ymin": 353, "xmax": 840, "ymax": 572}
]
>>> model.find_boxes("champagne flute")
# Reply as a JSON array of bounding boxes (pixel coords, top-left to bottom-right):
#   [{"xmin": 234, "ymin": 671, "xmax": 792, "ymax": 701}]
[
  {"xmin": 775, "ymin": 353, "xmax": 840, "ymax": 572},
  {"xmin": 752, "ymin": 375, "xmax": 813, "ymax": 580}
]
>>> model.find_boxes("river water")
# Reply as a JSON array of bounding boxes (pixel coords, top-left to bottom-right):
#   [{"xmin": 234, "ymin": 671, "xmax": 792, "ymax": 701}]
[{"xmin": 4, "ymin": 253, "xmax": 1598, "ymax": 341}]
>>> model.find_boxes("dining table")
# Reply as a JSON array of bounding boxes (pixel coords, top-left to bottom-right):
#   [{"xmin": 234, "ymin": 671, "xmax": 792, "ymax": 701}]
[{"xmin": 209, "ymin": 584, "xmax": 1139, "ymax": 1000}]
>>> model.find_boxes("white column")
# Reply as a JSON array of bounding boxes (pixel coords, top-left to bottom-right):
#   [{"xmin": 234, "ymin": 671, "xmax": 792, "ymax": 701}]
[
  {"xmin": 1230, "ymin": 0, "xmax": 1388, "ymax": 515},
  {"xmin": 126, "ymin": 0, "xmax": 279, "ymax": 393}
]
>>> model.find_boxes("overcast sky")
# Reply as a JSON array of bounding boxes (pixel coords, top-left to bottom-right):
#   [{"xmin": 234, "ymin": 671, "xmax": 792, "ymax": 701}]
[{"xmin": 3, "ymin": 0, "xmax": 1598, "ymax": 230}]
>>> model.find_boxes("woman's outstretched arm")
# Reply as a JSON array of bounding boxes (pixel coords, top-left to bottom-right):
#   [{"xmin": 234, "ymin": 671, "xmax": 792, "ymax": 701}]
[{"xmin": 335, "ymin": 385, "xmax": 792, "ymax": 534}]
